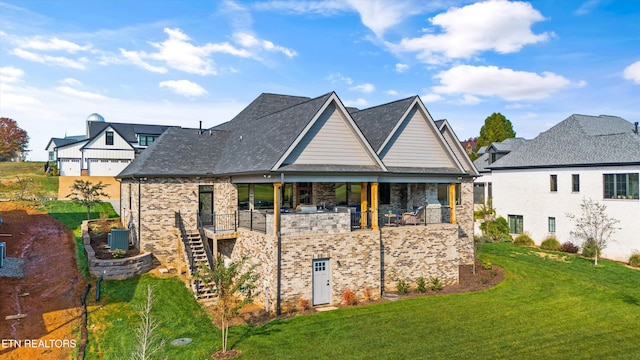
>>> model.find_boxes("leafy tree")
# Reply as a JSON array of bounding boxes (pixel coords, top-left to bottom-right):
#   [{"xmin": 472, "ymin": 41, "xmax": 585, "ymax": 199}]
[
  {"xmin": 566, "ymin": 198, "xmax": 620, "ymax": 266},
  {"xmin": 66, "ymin": 180, "xmax": 109, "ymax": 220},
  {"xmin": 476, "ymin": 113, "xmax": 516, "ymax": 151},
  {"xmin": 0, "ymin": 117, "xmax": 30, "ymax": 161},
  {"xmin": 197, "ymin": 254, "xmax": 258, "ymax": 354}
]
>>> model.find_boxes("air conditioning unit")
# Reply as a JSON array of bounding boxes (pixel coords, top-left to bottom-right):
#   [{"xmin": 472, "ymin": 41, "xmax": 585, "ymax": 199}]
[
  {"xmin": 109, "ymin": 229, "xmax": 130, "ymax": 252},
  {"xmin": 0, "ymin": 242, "xmax": 6, "ymax": 268}
]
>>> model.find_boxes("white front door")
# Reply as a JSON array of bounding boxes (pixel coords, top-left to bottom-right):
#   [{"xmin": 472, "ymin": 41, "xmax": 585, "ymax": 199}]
[{"xmin": 312, "ymin": 259, "xmax": 331, "ymax": 305}]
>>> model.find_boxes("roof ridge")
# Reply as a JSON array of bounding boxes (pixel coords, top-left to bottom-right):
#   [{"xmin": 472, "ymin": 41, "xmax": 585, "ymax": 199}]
[
  {"xmin": 250, "ymin": 92, "xmax": 333, "ymax": 122},
  {"xmin": 352, "ymin": 95, "xmax": 416, "ymax": 114}
]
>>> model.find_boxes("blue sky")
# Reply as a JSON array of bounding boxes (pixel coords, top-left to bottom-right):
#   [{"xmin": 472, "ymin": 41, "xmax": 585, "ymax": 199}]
[{"xmin": 1, "ymin": 0, "xmax": 639, "ymax": 161}]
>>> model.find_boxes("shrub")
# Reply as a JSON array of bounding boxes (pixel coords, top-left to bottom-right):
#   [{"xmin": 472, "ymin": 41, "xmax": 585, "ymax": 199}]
[
  {"xmin": 540, "ymin": 236, "xmax": 561, "ymax": 251},
  {"xmin": 474, "ymin": 235, "xmax": 492, "ymax": 244},
  {"xmin": 560, "ymin": 241, "xmax": 579, "ymax": 253},
  {"xmin": 479, "ymin": 216, "xmax": 510, "ymax": 242},
  {"xmin": 299, "ymin": 298, "xmax": 309, "ymax": 310},
  {"xmin": 430, "ymin": 277, "xmax": 443, "ymax": 291},
  {"xmin": 362, "ymin": 287, "xmax": 373, "ymax": 302},
  {"xmin": 513, "ymin": 233, "xmax": 534, "ymax": 246},
  {"xmin": 396, "ymin": 278, "xmax": 410, "ymax": 295},
  {"xmin": 342, "ymin": 289, "xmax": 357, "ymax": 305},
  {"xmin": 499, "ymin": 233, "xmax": 513, "ymax": 243},
  {"xmin": 482, "ymin": 260, "xmax": 493, "ymax": 270},
  {"xmin": 628, "ymin": 252, "xmax": 640, "ymax": 268},
  {"xmin": 582, "ymin": 238, "xmax": 600, "ymax": 258},
  {"xmin": 416, "ymin": 276, "xmax": 427, "ymax": 293}
]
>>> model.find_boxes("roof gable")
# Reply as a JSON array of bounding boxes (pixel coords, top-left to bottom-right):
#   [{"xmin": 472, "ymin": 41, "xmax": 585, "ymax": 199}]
[
  {"xmin": 82, "ymin": 125, "xmax": 135, "ymax": 151},
  {"xmin": 276, "ymin": 95, "xmax": 384, "ymax": 170},
  {"xmin": 438, "ymin": 119, "xmax": 479, "ymax": 175},
  {"xmin": 351, "ymin": 96, "xmax": 416, "ymax": 152},
  {"xmin": 378, "ymin": 100, "xmax": 462, "ymax": 171}
]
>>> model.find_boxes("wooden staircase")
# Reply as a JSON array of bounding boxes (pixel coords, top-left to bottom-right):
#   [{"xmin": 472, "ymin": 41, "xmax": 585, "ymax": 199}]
[{"xmin": 183, "ymin": 230, "xmax": 216, "ymax": 302}]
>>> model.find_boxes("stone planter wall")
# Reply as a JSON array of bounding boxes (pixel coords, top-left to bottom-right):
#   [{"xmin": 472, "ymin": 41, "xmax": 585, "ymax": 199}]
[{"xmin": 82, "ymin": 221, "xmax": 154, "ymax": 280}]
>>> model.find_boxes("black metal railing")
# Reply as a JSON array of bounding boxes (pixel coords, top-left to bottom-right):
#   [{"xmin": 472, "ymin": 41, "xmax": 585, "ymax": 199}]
[
  {"xmin": 175, "ymin": 211, "xmax": 196, "ymax": 273},
  {"xmin": 350, "ymin": 210, "xmax": 372, "ymax": 230},
  {"xmin": 238, "ymin": 210, "xmax": 267, "ymax": 233},
  {"xmin": 196, "ymin": 215, "xmax": 215, "ymax": 270},
  {"xmin": 199, "ymin": 212, "xmax": 237, "ymax": 233}
]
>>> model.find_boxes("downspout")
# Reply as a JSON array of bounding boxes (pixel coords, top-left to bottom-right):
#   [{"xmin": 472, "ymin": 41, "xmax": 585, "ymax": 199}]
[
  {"xmin": 276, "ymin": 173, "xmax": 283, "ymax": 316},
  {"xmin": 138, "ymin": 177, "xmax": 141, "ymax": 249}
]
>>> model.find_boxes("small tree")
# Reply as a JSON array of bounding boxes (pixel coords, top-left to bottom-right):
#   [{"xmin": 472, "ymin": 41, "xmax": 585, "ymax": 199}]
[
  {"xmin": 0, "ymin": 117, "xmax": 29, "ymax": 161},
  {"xmin": 197, "ymin": 254, "xmax": 259, "ymax": 354},
  {"xmin": 66, "ymin": 180, "xmax": 109, "ymax": 220},
  {"xmin": 132, "ymin": 285, "xmax": 165, "ymax": 360},
  {"xmin": 476, "ymin": 112, "xmax": 516, "ymax": 151},
  {"xmin": 15, "ymin": 176, "xmax": 33, "ymax": 200},
  {"xmin": 567, "ymin": 198, "xmax": 620, "ymax": 266}
]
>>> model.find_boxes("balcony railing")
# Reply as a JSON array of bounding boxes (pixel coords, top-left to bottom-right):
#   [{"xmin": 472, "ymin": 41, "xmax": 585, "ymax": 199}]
[
  {"xmin": 199, "ymin": 212, "xmax": 237, "ymax": 233},
  {"xmin": 238, "ymin": 210, "xmax": 267, "ymax": 234}
]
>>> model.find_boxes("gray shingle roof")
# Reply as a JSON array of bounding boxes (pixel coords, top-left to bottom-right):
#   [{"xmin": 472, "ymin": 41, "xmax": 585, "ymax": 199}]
[
  {"xmin": 351, "ymin": 96, "xmax": 416, "ymax": 152},
  {"xmin": 118, "ymin": 127, "xmax": 229, "ymax": 177},
  {"xmin": 490, "ymin": 114, "xmax": 640, "ymax": 169},
  {"xmin": 88, "ymin": 121, "xmax": 173, "ymax": 144},
  {"xmin": 473, "ymin": 138, "xmax": 528, "ymax": 173}
]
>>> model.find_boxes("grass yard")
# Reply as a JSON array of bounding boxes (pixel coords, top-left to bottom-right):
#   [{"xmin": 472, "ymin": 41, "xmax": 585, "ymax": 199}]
[
  {"xmin": 82, "ymin": 242, "xmax": 640, "ymax": 359},
  {"xmin": 0, "ymin": 161, "xmax": 57, "ymax": 200}
]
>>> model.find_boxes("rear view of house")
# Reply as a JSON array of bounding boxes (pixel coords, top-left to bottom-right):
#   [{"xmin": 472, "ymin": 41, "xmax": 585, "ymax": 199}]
[{"xmin": 117, "ymin": 91, "xmax": 478, "ymax": 310}]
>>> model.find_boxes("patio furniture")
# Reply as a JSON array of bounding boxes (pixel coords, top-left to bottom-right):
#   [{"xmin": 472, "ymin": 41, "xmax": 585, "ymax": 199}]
[
  {"xmin": 384, "ymin": 211, "xmax": 399, "ymax": 226},
  {"xmin": 400, "ymin": 206, "xmax": 425, "ymax": 225}
]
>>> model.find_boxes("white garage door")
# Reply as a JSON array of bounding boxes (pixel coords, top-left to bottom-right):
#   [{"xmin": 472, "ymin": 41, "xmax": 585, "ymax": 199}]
[
  {"xmin": 87, "ymin": 159, "xmax": 131, "ymax": 176},
  {"xmin": 59, "ymin": 159, "xmax": 81, "ymax": 176}
]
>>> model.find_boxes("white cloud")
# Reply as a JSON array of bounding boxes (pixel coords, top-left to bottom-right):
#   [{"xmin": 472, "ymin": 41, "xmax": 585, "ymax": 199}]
[
  {"xmin": 119, "ymin": 48, "xmax": 168, "ymax": 73},
  {"xmin": 60, "ymin": 78, "xmax": 82, "ymax": 86},
  {"xmin": 253, "ymin": 0, "xmax": 350, "ymax": 16},
  {"xmin": 421, "ymin": 93, "xmax": 444, "ymax": 103},
  {"xmin": 432, "ymin": 65, "xmax": 573, "ymax": 101},
  {"xmin": 55, "ymin": 86, "xmax": 109, "ymax": 100},
  {"xmin": 350, "ymin": 82, "xmax": 375, "ymax": 93},
  {"xmin": 345, "ymin": 0, "xmax": 423, "ymax": 37},
  {"xmin": 385, "ymin": 89, "xmax": 399, "ymax": 96},
  {"xmin": 232, "ymin": 32, "xmax": 297, "ymax": 58},
  {"xmin": 574, "ymin": 0, "xmax": 601, "ymax": 16},
  {"xmin": 623, "ymin": 60, "xmax": 640, "ymax": 84},
  {"xmin": 0, "ymin": 66, "xmax": 25, "ymax": 83},
  {"xmin": 19, "ymin": 36, "xmax": 91, "ymax": 53},
  {"xmin": 343, "ymin": 98, "xmax": 368, "ymax": 107},
  {"xmin": 10, "ymin": 48, "xmax": 87, "ymax": 69},
  {"xmin": 159, "ymin": 80, "xmax": 208, "ymax": 97},
  {"xmin": 326, "ymin": 72, "xmax": 353, "ymax": 85},
  {"xmin": 387, "ymin": 0, "xmax": 551, "ymax": 64},
  {"xmin": 395, "ymin": 63, "xmax": 409, "ymax": 73}
]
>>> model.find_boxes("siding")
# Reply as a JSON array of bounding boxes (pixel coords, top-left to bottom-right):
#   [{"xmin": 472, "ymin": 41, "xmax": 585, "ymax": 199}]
[
  {"xmin": 84, "ymin": 128, "xmax": 131, "ymax": 150},
  {"xmin": 381, "ymin": 108, "xmax": 457, "ymax": 168},
  {"xmin": 284, "ymin": 103, "xmax": 376, "ymax": 166}
]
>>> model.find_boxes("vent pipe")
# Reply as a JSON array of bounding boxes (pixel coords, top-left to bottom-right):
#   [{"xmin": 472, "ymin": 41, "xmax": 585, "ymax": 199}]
[
  {"xmin": 199, "ymin": 120, "xmax": 203, "ymax": 134},
  {"xmin": 635, "ymin": 122, "xmax": 639, "ymax": 135}
]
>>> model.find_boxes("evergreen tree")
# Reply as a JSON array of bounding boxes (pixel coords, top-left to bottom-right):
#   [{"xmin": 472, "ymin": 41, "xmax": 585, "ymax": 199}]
[{"xmin": 476, "ymin": 113, "xmax": 516, "ymax": 150}]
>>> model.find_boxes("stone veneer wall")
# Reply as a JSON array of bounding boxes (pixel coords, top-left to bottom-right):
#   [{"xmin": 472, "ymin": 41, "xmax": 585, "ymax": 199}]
[
  {"xmin": 456, "ymin": 181, "xmax": 475, "ymax": 264},
  {"xmin": 229, "ymin": 224, "xmax": 462, "ymax": 309},
  {"xmin": 120, "ymin": 177, "xmax": 220, "ymax": 266},
  {"xmin": 278, "ymin": 212, "xmax": 351, "ymax": 235},
  {"xmin": 381, "ymin": 224, "xmax": 460, "ymax": 287}
]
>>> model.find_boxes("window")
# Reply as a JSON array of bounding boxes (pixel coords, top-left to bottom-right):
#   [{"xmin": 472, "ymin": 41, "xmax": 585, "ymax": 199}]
[
  {"xmin": 548, "ymin": 217, "xmax": 556, "ymax": 233},
  {"xmin": 335, "ymin": 183, "xmax": 361, "ymax": 206},
  {"xmin": 237, "ymin": 184, "xmax": 249, "ymax": 210},
  {"xmin": 105, "ymin": 131, "xmax": 114, "ymax": 145},
  {"xmin": 508, "ymin": 215, "xmax": 523, "ymax": 234},
  {"xmin": 254, "ymin": 184, "xmax": 274, "ymax": 209},
  {"xmin": 298, "ymin": 182, "xmax": 312, "ymax": 204},
  {"xmin": 550, "ymin": 174, "xmax": 557, "ymax": 192},
  {"xmin": 379, "ymin": 183, "xmax": 391, "ymax": 205},
  {"xmin": 473, "ymin": 183, "xmax": 485, "ymax": 204},
  {"xmin": 139, "ymin": 135, "xmax": 158, "ymax": 146},
  {"xmin": 48, "ymin": 151, "xmax": 55, "ymax": 161},
  {"xmin": 604, "ymin": 173, "xmax": 639, "ymax": 199},
  {"xmin": 572, "ymin": 174, "xmax": 580, "ymax": 192}
]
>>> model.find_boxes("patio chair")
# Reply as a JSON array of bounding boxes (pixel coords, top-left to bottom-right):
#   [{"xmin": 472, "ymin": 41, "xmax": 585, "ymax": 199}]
[{"xmin": 400, "ymin": 206, "xmax": 424, "ymax": 225}]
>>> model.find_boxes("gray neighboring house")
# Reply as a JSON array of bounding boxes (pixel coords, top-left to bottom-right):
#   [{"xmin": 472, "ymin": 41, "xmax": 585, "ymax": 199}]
[
  {"xmin": 486, "ymin": 114, "xmax": 640, "ymax": 261},
  {"xmin": 117, "ymin": 91, "xmax": 478, "ymax": 310}
]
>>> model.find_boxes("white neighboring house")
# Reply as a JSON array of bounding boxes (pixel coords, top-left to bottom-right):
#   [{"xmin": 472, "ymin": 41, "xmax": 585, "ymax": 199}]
[
  {"xmin": 472, "ymin": 137, "xmax": 528, "ymax": 206},
  {"xmin": 487, "ymin": 114, "xmax": 640, "ymax": 262},
  {"xmin": 45, "ymin": 113, "xmax": 174, "ymax": 176}
]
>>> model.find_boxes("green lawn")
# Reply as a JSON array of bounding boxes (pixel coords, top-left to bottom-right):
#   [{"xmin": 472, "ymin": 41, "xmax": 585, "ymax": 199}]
[{"xmin": 81, "ymin": 243, "xmax": 640, "ymax": 359}]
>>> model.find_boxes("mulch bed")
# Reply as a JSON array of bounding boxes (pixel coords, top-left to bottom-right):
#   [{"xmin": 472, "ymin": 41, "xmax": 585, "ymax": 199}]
[{"xmin": 88, "ymin": 218, "xmax": 139, "ymax": 259}]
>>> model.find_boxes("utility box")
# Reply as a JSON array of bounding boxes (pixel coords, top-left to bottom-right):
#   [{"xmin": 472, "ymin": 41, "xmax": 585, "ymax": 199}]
[
  {"xmin": 108, "ymin": 229, "xmax": 130, "ymax": 252},
  {"xmin": 0, "ymin": 242, "xmax": 6, "ymax": 268}
]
